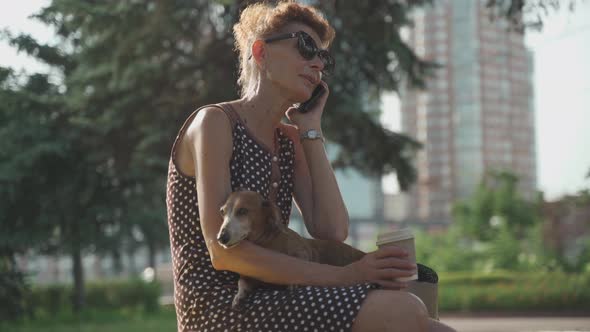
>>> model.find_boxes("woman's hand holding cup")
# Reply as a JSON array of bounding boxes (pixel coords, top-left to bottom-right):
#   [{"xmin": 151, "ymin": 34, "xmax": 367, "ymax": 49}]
[{"xmin": 345, "ymin": 245, "xmax": 418, "ymax": 290}]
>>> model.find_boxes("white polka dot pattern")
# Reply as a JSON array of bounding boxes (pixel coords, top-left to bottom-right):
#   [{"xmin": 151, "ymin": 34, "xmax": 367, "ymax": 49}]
[{"xmin": 166, "ymin": 104, "xmax": 378, "ymax": 332}]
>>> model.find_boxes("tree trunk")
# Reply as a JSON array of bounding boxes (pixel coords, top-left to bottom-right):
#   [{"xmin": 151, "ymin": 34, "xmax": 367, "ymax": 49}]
[
  {"xmin": 71, "ymin": 219, "xmax": 85, "ymax": 313},
  {"xmin": 127, "ymin": 246, "xmax": 136, "ymax": 276},
  {"xmin": 147, "ymin": 240, "xmax": 157, "ymax": 278},
  {"xmin": 112, "ymin": 248, "xmax": 123, "ymax": 275},
  {"xmin": 0, "ymin": 248, "xmax": 28, "ymax": 320}
]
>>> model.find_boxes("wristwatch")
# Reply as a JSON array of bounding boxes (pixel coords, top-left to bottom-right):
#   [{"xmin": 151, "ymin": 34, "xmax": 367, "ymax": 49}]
[{"xmin": 300, "ymin": 129, "xmax": 325, "ymax": 143}]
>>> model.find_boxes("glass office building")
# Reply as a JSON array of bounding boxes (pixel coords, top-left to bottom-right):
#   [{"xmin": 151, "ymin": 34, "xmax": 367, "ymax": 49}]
[{"xmin": 398, "ymin": 0, "xmax": 537, "ymax": 226}]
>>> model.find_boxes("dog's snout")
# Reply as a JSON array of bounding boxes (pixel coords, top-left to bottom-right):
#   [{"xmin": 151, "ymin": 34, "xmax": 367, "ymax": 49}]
[{"xmin": 218, "ymin": 228, "xmax": 230, "ymax": 245}]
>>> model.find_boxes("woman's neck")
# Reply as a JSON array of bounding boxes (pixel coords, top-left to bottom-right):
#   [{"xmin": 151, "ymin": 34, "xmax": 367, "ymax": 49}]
[{"xmin": 238, "ymin": 86, "xmax": 294, "ymax": 133}]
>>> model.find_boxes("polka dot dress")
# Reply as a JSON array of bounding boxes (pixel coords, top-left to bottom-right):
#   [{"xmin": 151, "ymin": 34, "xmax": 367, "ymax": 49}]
[{"xmin": 166, "ymin": 103, "xmax": 379, "ymax": 332}]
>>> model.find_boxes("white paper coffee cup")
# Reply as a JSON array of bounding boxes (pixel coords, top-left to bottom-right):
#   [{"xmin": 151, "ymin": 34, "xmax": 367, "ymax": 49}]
[{"xmin": 376, "ymin": 228, "xmax": 417, "ymax": 281}]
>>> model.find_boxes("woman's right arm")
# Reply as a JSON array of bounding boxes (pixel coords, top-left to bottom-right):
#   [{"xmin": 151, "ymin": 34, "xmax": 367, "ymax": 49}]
[{"xmin": 186, "ymin": 107, "xmax": 415, "ymax": 288}]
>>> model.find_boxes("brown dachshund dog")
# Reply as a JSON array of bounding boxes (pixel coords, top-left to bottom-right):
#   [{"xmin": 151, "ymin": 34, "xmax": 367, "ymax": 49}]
[{"xmin": 217, "ymin": 190, "xmax": 365, "ymax": 308}]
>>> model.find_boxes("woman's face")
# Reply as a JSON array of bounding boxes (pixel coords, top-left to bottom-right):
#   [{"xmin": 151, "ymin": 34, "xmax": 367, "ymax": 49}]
[{"xmin": 257, "ymin": 22, "xmax": 326, "ymax": 103}]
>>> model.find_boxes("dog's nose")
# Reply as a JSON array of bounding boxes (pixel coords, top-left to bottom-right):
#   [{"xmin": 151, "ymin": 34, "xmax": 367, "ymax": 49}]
[{"xmin": 217, "ymin": 228, "xmax": 230, "ymax": 245}]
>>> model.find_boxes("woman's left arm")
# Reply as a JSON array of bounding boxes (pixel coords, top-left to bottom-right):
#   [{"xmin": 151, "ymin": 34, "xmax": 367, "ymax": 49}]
[
  {"xmin": 283, "ymin": 82, "xmax": 349, "ymax": 241},
  {"xmin": 281, "ymin": 123, "xmax": 349, "ymax": 242}
]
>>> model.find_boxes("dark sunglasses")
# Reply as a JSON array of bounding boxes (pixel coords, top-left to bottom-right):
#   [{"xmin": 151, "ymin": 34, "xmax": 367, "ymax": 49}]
[{"xmin": 248, "ymin": 31, "xmax": 335, "ymax": 75}]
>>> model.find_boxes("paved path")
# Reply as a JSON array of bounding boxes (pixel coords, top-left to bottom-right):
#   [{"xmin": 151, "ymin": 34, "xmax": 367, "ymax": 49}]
[{"xmin": 440, "ymin": 315, "xmax": 590, "ymax": 332}]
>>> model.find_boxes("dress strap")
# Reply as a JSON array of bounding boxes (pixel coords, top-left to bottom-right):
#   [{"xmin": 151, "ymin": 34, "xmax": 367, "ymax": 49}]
[
  {"xmin": 222, "ymin": 102, "xmax": 242, "ymax": 127},
  {"xmin": 170, "ymin": 103, "xmax": 237, "ymax": 163}
]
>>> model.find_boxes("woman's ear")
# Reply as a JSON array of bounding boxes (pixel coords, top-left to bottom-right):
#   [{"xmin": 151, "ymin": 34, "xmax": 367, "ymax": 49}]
[{"xmin": 251, "ymin": 39, "xmax": 266, "ymax": 69}]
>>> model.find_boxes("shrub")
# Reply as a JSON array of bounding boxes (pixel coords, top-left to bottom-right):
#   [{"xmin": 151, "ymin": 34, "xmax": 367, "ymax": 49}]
[
  {"xmin": 438, "ymin": 270, "xmax": 590, "ymax": 312},
  {"xmin": 27, "ymin": 278, "xmax": 160, "ymax": 318},
  {"xmin": 0, "ymin": 257, "xmax": 30, "ymax": 321}
]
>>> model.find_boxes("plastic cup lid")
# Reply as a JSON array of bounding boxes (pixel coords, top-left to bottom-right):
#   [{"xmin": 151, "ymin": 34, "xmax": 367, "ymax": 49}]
[{"xmin": 376, "ymin": 228, "xmax": 414, "ymax": 246}]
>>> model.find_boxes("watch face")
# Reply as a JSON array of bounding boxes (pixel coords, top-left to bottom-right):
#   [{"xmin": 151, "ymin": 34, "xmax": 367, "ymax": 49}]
[{"xmin": 308, "ymin": 130, "xmax": 319, "ymax": 139}]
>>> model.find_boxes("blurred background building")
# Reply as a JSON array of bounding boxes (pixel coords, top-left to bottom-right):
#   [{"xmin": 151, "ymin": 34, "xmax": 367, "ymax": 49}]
[{"xmin": 389, "ymin": 0, "xmax": 537, "ymax": 228}]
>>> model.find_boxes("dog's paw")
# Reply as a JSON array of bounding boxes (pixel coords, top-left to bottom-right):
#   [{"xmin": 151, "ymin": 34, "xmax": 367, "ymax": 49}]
[{"xmin": 231, "ymin": 295, "xmax": 246, "ymax": 310}]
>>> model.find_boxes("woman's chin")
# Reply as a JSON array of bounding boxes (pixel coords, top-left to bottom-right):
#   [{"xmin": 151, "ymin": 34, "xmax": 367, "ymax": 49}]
[
  {"xmin": 285, "ymin": 84, "xmax": 312, "ymax": 103},
  {"xmin": 294, "ymin": 89, "xmax": 312, "ymax": 102}
]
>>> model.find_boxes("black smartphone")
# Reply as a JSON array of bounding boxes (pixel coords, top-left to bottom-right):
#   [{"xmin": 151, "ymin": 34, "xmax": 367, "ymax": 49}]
[{"xmin": 297, "ymin": 84, "xmax": 325, "ymax": 113}]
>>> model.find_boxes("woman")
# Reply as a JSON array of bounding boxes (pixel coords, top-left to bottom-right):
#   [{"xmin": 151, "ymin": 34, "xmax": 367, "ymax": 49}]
[{"xmin": 166, "ymin": 1, "xmax": 457, "ymax": 331}]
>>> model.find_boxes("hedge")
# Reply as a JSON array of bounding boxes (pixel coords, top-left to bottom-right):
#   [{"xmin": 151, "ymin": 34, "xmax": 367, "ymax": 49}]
[
  {"xmin": 438, "ymin": 270, "xmax": 590, "ymax": 312},
  {"xmin": 26, "ymin": 278, "xmax": 160, "ymax": 318}
]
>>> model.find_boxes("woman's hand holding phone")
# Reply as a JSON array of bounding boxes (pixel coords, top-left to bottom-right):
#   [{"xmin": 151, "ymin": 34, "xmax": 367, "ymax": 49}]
[
  {"xmin": 297, "ymin": 84, "xmax": 325, "ymax": 113},
  {"xmin": 285, "ymin": 80, "xmax": 329, "ymax": 130}
]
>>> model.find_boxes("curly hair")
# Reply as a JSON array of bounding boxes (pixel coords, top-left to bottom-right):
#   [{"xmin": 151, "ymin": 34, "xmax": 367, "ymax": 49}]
[{"xmin": 232, "ymin": 0, "xmax": 335, "ymax": 99}]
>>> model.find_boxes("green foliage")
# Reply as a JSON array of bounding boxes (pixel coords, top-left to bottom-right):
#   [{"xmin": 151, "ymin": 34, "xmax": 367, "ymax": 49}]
[
  {"xmin": 0, "ymin": 69, "xmax": 67, "ymax": 251},
  {"xmin": 484, "ymin": 223, "xmax": 522, "ymax": 270},
  {"xmin": 418, "ymin": 213, "xmax": 590, "ymax": 274},
  {"xmin": 439, "ymin": 270, "xmax": 590, "ymax": 312},
  {"xmin": 438, "ymin": 270, "xmax": 527, "ymax": 285},
  {"xmin": 415, "ymin": 226, "xmax": 483, "ymax": 272},
  {"xmin": 21, "ymin": 0, "xmax": 433, "ymax": 190},
  {"xmin": 485, "ymin": 0, "xmax": 578, "ymax": 33},
  {"xmin": 86, "ymin": 279, "xmax": 161, "ymax": 313},
  {"xmin": 0, "ymin": 307, "xmax": 177, "ymax": 332},
  {"xmin": 452, "ymin": 170, "xmax": 542, "ymax": 242},
  {"xmin": 0, "ymin": 252, "xmax": 30, "ymax": 321},
  {"xmin": 418, "ymin": 169, "xmax": 590, "ymax": 273},
  {"xmin": 27, "ymin": 279, "xmax": 161, "ymax": 319},
  {"xmin": 418, "ymin": 168, "xmax": 588, "ymax": 273}
]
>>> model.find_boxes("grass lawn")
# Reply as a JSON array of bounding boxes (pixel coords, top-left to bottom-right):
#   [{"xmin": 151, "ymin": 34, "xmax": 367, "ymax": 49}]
[{"xmin": 1, "ymin": 307, "xmax": 178, "ymax": 332}]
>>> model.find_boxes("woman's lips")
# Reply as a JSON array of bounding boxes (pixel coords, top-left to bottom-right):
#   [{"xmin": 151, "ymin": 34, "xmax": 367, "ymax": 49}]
[{"xmin": 301, "ymin": 75, "xmax": 316, "ymax": 85}]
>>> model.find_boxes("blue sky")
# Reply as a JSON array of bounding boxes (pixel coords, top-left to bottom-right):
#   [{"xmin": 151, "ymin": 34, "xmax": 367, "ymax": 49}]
[{"xmin": 2, "ymin": 1, "xmax": 589, "ymax": 201}]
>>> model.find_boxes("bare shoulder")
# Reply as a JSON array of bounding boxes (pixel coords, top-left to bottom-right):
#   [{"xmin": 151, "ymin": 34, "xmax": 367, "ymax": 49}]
[
  {"xmin": 186, "ymin": 106, "xmax": 232, "ymax": 140},
  {"xmin": 183, "ymin": 106, "xmax": 232, "ymax": 160},
  {"xmin": 174, "ymin": 106, "xmax": 232, "ymax": 176}
]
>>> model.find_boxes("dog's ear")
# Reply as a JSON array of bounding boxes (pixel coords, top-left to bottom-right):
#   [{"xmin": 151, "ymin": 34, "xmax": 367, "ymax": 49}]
[{"xmin": 262, "ymin": 199, "xmax": 283, "ymax": 227}]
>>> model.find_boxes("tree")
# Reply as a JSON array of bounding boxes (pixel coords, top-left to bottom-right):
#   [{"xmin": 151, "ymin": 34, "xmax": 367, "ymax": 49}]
[
  {"xmin": 485, "ymin": 0, "xmax": 579, "ymax": 33},
  {"xmin": 452, "ymin": 170, "xmax": 543, "ymax": 242},
  {"xmin": 0, "ymin": 66, "xmax": 128, "ymax": 312},
  {"xmin": 11, "ymin": 0, "xmax": 430, "ymax": 190},
  {"xmin": 447, "ymin": 170, "xmax": 550, "ymax": 271}
]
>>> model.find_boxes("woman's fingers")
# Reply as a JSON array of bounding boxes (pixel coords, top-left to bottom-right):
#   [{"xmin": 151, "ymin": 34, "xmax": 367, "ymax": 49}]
[
  {"xmin": 373, "ymin": 245, "xmax": 408, "ymax": 259},
  {"xmin": 351, "ymin": 246, "xmax": 417, "ymax": 286},
  {"xmin": 375, "ymin": 267, "xmax": 417, "ymax": 280},
  {"xmin": 373, "ymin": 279, "xmax": 409, "ymax": 290},
  {"xmin": 373, "ymin": 257, "xmax": 417, "ymax": 270}
]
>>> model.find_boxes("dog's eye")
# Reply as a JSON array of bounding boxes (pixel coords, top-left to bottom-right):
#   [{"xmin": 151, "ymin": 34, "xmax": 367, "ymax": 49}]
[{"xmin": 237, "ymin": 208, "xmax": 248, "ymax": 216}]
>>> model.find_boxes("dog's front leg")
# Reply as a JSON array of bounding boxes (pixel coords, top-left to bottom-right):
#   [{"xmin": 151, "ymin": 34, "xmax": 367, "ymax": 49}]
[{"xmin": 232, "ymin": 276, "xmax": 255, "ymax": 309}]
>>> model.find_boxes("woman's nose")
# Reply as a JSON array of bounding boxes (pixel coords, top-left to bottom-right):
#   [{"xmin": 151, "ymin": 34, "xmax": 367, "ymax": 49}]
[{"xmin": 309, "ymin": 55, "xmax": 324, "ymax": 72}]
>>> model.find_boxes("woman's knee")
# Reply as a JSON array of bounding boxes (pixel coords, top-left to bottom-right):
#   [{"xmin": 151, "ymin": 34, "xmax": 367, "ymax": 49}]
[{"xmin": 352, "ymin": 290, "xmax": 429, "ymax": 332}]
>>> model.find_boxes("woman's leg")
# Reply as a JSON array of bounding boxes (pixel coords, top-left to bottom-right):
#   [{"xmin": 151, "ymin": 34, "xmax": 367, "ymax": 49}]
[
  {"xmin": 351, "ymin": 289, "xmax": 457, "ymax": 332},
  {"xmin": 428, "ymin": 318, "xmax": 458, "ymax": 332},
  {"xmin": 351, "ymin": 290, "xmax": 429, "ymax": 332}
]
